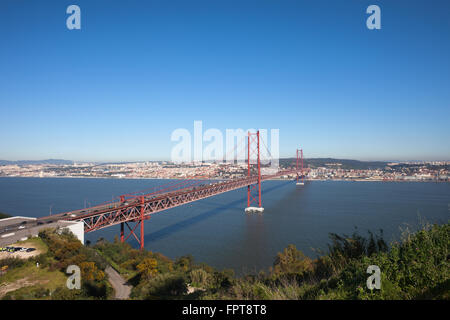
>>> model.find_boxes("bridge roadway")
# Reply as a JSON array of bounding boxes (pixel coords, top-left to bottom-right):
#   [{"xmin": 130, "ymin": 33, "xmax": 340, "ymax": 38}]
[{"xmin": 36, "ymin": 169, "xmax": 304, "ymax": 233}]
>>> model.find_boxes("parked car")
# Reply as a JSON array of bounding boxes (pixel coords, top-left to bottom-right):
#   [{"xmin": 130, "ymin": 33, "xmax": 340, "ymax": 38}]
[{"xmin": 26, "ymin": 248, "xmax": 36, "ymax": 252}]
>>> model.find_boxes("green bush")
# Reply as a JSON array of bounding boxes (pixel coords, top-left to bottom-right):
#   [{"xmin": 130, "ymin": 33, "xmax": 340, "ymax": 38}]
[
  {"xmin": 133, "ymin": 273, "xmax": 188, "ymax": 299},
  {"xmin": 38, "ymin": 228, "xmax": 111, "ymax": 300},
  {"xmin": 0, "ymin": 257, "xmax": 26, "ymax": 269},
  {"xmin": 272, "ymin": 244, "xmax": 314, "ymax": 281},
  {"xmin": 190, "ymin": 268, "xmax": 212, "ymax": 288}
]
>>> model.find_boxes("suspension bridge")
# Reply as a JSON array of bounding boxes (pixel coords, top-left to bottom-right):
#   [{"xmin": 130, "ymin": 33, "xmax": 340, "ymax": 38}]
[{"xmin": 34, "ymin": 131, "xmax": 308, "ymax": 249}]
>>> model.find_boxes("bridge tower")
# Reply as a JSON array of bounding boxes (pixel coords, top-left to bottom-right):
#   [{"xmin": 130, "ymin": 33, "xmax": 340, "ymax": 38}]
[
  {"xmin": 296, "ymin": 148, "xmax": 304, "ymax": 186},
  {"xmin": 245, "ymin": 130, "xmax": 264, "ymax": 213}
]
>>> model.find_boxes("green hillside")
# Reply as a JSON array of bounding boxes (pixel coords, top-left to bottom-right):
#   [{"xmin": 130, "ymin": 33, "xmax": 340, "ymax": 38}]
[
  {"xmin": 1, "ymin": 229, "xmax": 113, "ymax": 300},
  {"xmin": 1, "ymin": 222, "xmax": 448, "ymax": 300},
  {"xmin": 96, "ymin": 222, "xmax": 449, "ymax": 300}
]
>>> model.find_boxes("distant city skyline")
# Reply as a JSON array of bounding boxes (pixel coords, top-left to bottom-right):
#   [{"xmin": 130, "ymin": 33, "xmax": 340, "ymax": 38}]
[
  {"xmin": 1, "ymin": 157, "xmax": 449, "ymax": 164},
  {"xmin": 1, "ymin": 1, "xmax": 449, "ymax": 162}
]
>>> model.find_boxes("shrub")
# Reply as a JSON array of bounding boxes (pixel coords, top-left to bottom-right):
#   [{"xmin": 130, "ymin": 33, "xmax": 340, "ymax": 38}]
[
  {"xmin": 272, "ymin": 244, "xmax": 313, "ymax": 281},
  {"xmin": 190, "ymin": 268, "xmax": 212, "ymax": 288},
  {"xmin": 134, "ymin": 273, "xmax": 188, "ymax": 299},
  {"xmin": 136, "ymin": 258, "xmax": 158, "ymax": 279}
]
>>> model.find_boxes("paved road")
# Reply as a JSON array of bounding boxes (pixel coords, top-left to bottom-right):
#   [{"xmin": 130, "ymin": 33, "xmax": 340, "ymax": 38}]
[
  {"xmin": 0, "ymin": 220, "xmax": 80, "ymax": 247},
  {"xmin": 105, "ymin": 266, "xmax": 131, "ymax": 299},
  {"xmin": 0, "ymin": 226, "xmax": 40, "ymax": 247}
]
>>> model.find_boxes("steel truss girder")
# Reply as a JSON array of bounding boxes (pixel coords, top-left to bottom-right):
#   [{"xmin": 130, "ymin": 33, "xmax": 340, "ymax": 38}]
[{"xmin": 70, "ymin": 169, "xmax": 305, "ymax": 233}]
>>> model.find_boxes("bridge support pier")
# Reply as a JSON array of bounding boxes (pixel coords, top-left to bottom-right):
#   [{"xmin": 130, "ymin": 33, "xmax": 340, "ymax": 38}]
[
  {"xmin": 120, "ymin": 220, "xmax": 145, "ymax": 249},
  {"xmin": 118, "ymin": 196, "xmax": 146, "ymax": 250},
  {"xmin": 245, "ymin": 207, "xmax": 264, "ymax": 213}
]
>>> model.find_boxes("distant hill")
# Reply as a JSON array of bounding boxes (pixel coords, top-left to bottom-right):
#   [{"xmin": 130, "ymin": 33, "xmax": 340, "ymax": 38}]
[
  {"xmin": 0, "ymin": 159, "xmax": 73, "ymax": 165},
  {"xmin": 280, "ymin": 157, "xmax": 388, "ymax": 170}
]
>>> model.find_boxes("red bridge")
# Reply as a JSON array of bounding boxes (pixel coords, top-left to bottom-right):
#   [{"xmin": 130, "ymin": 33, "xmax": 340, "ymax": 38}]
[{"xmin": 40, "ymin": 131, "xmax": 307, "ymax": 249}]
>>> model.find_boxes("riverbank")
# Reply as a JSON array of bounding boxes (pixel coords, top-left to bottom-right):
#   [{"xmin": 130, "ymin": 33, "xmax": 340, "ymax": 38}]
[{"xmin": 0, "ymin": 176, "xmax": 447, "ymax": 183}]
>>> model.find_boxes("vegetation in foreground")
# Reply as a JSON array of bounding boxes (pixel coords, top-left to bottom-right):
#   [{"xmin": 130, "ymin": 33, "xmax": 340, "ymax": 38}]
[
  {"xmin": 0, "ymin": 212, "xmax": 11, "ymax": 219},
  {"xmin": 1, "ymin": 222, "xmax": 448, "ymax": 300},
  {"xmin": 1, "ymin": 229, "xmax": 112, "ymax": 300},
  {"xmin": 95, "ymin": 222, "xmax": 449, "ymax": 300}
]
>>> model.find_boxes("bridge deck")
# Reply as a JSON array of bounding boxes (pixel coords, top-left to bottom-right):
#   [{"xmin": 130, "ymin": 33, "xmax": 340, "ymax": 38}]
[{"xmin": 42, "ymin": 169, "xmax": 305, "ymax": 232}]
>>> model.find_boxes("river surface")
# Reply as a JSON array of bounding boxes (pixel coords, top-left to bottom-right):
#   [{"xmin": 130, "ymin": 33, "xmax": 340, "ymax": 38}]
[{"xmin": 0, "ymin": 177, "xmax": 448, "ymax": 274}]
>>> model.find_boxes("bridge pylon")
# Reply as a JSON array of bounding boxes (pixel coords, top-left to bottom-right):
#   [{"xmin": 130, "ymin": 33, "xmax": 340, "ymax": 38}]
[
  {"xmin": 296, "ymin": 148, "xmax": 304, "ymax": 186},
  {"xmin": 245, "ymin": 130, "xmax": 264, "ymax": 213},
  {"xmin": 119, "ymin": 195, "xmax": 147, "ymax": 250}
]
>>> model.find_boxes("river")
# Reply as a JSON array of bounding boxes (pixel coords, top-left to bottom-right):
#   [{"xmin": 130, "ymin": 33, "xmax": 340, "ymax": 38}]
[{"xmin": 0, "ymin": 177, "xmax": 448, "ymax": 274}]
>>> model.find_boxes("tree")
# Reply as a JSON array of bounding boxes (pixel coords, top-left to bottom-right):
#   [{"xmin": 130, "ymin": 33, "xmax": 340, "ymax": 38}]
[
  {"xmin": 273, "ymin": 244, "xmax": 313, "ymax": 279},
  {"xmin": 175, "ymin": 255, "xmax": 194, "ymax": 272},
  {"xmin": 79, "ymin": 261, "xmax": 104, "ymax": 281},
  {"xmin": 137, "ymin": 258, "xmax": 158, "ymax": 279}
]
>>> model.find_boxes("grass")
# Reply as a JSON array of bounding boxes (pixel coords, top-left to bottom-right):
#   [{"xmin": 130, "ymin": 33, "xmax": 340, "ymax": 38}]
[
  {"xmin": 2, "ymin": 230, "xmax": 115, "ymax": 300},
  {"xmin": 0, "ymin": 261, "xmax": 68, "ymax": 299},
  {"xmin": 0, "ymin": 237, "xmax": 62, "ymax": 300},
  {"xmin": 0, "ymin": 262, "xmax": 66, "ymax": 285}
]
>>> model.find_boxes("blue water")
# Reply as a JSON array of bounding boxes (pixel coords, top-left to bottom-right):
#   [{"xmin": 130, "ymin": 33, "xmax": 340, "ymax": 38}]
[{"xmin": 0, "ymin": 177, "xmax": 448, "ymax": 274}]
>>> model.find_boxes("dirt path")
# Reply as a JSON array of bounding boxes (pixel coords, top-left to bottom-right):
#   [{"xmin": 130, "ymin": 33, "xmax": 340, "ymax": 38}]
[
  {"xmin": 0, "ymin": 277, "xmax": 49, "ymax": 299},
  {"xmin": 105, "ymin": 266, "xmax": 131, "ymax": 299}
]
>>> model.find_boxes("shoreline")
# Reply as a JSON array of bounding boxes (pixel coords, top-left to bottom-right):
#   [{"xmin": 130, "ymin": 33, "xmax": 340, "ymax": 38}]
[{"xmin": 0, "ymin": 176, "xmax": 447, "ymax": 183}]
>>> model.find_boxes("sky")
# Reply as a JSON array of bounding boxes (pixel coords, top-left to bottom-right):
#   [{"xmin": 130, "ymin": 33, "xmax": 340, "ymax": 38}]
[{"xmin": 1, "ymin": 0, "xmax": 449, "ymax": 162}]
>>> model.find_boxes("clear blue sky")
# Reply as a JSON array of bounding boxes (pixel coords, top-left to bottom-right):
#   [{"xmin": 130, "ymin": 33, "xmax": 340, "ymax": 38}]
[{"xmin": 1, "ymin": 0, "xmax": 449, "ymax": 162}]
